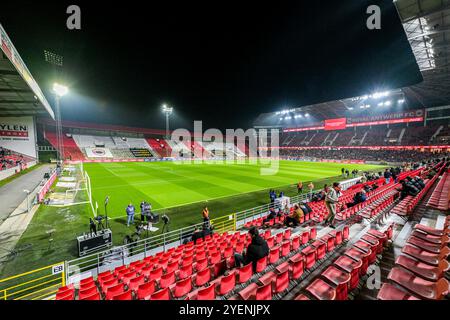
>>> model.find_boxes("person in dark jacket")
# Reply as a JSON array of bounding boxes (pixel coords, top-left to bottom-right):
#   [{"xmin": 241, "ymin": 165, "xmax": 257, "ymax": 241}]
[
  {"xmin": 234, "ymin": 227, "xmax": 269, "ymax": 271},
  {"xmin": 191, "ymin": 227, "xmax": 203, "ymax": 243}
]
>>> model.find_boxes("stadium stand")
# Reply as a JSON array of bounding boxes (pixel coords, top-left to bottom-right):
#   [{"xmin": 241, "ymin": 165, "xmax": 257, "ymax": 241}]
[
  {"xmin": 44, "ymin": 130, "xmax": 85, "ymax": 161},
  {"xmin": 52, "ymin": 160, "xmax": 450, "ymax": 301}
]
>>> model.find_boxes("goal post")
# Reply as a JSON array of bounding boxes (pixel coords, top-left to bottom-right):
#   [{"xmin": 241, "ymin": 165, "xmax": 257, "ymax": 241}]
[{"xmin": 84, "ymin": 170, "xmax": 96, "ymax": 216}]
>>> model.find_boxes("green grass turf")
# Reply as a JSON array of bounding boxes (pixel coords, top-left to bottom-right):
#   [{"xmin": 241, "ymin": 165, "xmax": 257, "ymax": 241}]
[
  {"xmin": 85, "ymin": 160, "xmax": 382, "ymax": 219},
  {"xmin": 0, "ymin": 160, "xmax": 384, "ymax": 278}
]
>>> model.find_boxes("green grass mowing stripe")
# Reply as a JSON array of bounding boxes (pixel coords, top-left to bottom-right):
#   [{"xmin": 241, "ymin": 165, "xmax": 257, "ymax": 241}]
[{"xmin": 84, "ymin": 161, "xmax": 384, "ymax": 218}]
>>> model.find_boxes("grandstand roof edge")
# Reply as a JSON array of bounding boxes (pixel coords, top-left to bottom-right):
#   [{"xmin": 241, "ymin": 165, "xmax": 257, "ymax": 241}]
[{"xmin": 0, "ymin": 24, "xmax": 55, "ymax": 119}]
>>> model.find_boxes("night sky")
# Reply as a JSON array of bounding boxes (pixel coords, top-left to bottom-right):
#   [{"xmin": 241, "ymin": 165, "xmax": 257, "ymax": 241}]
[{"xmin": 0, "ymin": 0, "xmax": 421, "ymax": 131}]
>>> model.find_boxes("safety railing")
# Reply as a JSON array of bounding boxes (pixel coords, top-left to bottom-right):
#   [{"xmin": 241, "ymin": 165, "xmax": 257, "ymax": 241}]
[
  {"xmin": 65, "ymin": 175, "xmax": 365, "ymax": 283},
  {"xmin": 0, "ymin": 262, "xmax": 65, "ymax": 300},
  {"xmin": 65, "ymin": 214, "xmax": 236, "ymax": 283}
]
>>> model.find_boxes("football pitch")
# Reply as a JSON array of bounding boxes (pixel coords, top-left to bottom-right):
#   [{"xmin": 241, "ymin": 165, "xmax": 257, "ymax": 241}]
[{"xmin": 84, "ymin": 160, "xmax": 384, "ymax": 219}]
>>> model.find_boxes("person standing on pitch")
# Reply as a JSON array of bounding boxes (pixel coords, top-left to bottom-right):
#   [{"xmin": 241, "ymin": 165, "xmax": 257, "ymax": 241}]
[
  {"xmin": 126, "ymin": 203, "xmax": 135, "ymax": 227},
  {"xmin": 325, "ymin": 182, "xmax": 342, "ymax": 228}
]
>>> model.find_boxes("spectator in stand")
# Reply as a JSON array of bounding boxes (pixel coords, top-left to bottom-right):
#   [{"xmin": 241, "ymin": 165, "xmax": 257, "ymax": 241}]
[
  {"xmin": 285, "ymin": 204, "xmax": 304, "ymax": 227},
  {"xmin": 191, "ymin": 227, "xmax": 203, "ymax": 243},
  {"xmin": 126, "ymin": 203, "xmax": 135, "ymax": 227},
  {"xmin": 263, "ymin": 208, "xmax": 277, "ymax": 223},
  {"xmin": 307, "ymin": 182, "xmax": 314, "ymax": 200},
  {"xmin": 384, "ymin": 168, "xmax": 392, "ymax": 184},
  {"xmin": 347, "ymin": 190, "xmax": 367, "ymax": 208},
  {"xmin": 324, "ymin": 182, "xmax": 342, "ymax": 228},
  {"xmin": 202, "ymin": 206, "xmax": 210, "ymax": 224},
  {"xmin": 299, "ymin": 200, "xmax": 313, "ymax": 215},
  {"xmin": 398, "ymin": 180, "xmax": 419, "ymax": 199},
  {"xmin": 413, "ymin": 176, "xmax": 425, "ymax": 189},
  {"xmin": 297, "ymin": 181, "xmax": 303, "ymax": 194},
  {"xmin": 234, "ymin": 227, "xmax": 269, "ymax": 271}
]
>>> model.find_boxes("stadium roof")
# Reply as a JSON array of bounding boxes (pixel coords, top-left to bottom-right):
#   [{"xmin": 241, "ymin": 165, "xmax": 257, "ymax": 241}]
[
  {"xmin": 396, "ymin": 0, "xmax": 450, "ymax": 107},
  {"xmin": 255, "ymin": 0, "xmax": 450, "ymax": 127},
  {"xmin": 0, "ymin": 24, "xmax": 54, "ymax": 119}
]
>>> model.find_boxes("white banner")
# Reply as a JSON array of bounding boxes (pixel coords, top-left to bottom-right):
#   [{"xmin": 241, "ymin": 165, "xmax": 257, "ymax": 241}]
[
  {"xmin": 0, "ymin": 116, "xmax": 37, "ymax": 158},
  {"xmin": 85, "ymin": 147, "xmax": 113, "ymax": 158}
]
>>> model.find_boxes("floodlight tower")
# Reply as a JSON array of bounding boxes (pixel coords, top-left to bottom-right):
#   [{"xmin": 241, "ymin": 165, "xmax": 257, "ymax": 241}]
[
  {"xmin": 162, "ymin": 104, "xmax": 173, "ymax": 157},
  {"xmin": 53, "ymin": 83, "xmax": 69, "ymax": 162}
]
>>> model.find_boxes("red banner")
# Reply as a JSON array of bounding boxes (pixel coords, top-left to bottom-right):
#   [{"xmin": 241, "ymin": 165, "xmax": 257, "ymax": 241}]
[
  {"xmin": 0, "ymin": 130, "xmax": 28, "ymax": 137},
  {"xmin": 325, "ymin": 118, "xmax": 347, "ymax": 130}
]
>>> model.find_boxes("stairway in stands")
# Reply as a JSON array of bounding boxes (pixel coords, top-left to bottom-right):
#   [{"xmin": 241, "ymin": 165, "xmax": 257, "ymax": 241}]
[{"xmin": 146, "ymin": 138, "xmax": 172, "ymax": 157}]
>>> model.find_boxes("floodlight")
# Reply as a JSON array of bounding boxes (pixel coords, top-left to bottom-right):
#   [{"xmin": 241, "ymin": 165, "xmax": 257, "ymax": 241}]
[
  {"xmin": 53, "ymin": 83, "xmax": 69, "ymax": 97},
  {"xmin": 162, "ymin": 104, "xmax": 173, "ymax": 115},
  {"xmin": 398, "ymin": 99, "xmax": 405, "ymax": 104},
  {"xmin": 304, "ymin": 113, "xmax": 310, "ymax": 117},
  {"xmin": 385, "ymin": 101, "xmax": 392, "ymax": 106}
]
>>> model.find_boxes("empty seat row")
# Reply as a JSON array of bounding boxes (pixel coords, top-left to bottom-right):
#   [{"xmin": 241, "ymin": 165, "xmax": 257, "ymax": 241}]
[{"xmin": 378, "ymin": 222, "xmax": 450, "ymax": 300}]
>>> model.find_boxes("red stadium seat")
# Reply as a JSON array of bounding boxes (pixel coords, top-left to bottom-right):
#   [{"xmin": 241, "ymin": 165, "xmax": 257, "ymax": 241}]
[
  {"xmin": 195, "ymin": 258, "xmax": 208, "ymax": 272},
  {"xmin": 301, "ymin": 232, "xmax": 310, "ymax": 245},
  {"xmin": 342, "ymin": 226, "xmax": 349, "ymax": 240},
  {"xmin": 284, "ymin": 229, "xmax": 291, "ymax": 240},
  {"xmin": 321, "ymin": 265, "xmax": 351, "ymax": 300},
  {"xmin": 255, "ymin": 283, "xmax": 272, "ymax": 300},
  {"xmin": 113, "ymin": 290, "xmax": 132, "ymax": 300},
  {"xmin": 301, "ymin": 246, "xmax": 317, "ymax": 269},
  {"xmin": 160, "ymin": 271, "xmax": 176, "ymax": 289},
  {"xmin": 395, "ymin": 255, "xmax": 449, "ymax": 282},
  {"xmin": 197, "ymin": 284, "xmax": 216, "ymax": 300},
  {"xmin": 150, "ymin": 288, "xmax": 171, "ymax": 300},
  {"xmin": 166, "ymin": 261, "xmax": 178, "ymax": 274},
  {"xmin": 310, "ymin": 228, "xmax": 317, "ymax": 240},
  {"xmin": 387, "ymin": 267, "xmax": 449, "ymax": 300},
  {"xmin": 237, "ymin": 263, "xmax": 253, "ymax": 284},
  {"xmin": 101, "ymin": 278, "xmax": 119, "ymax": 292},
  {"xmin": 172, "ymin": 277, "xmax": 193, "ymax": 298},
  {"xmin": 402, "ymin": 244, "xmax": 445, "ymax": 266},
  {"xmin": 216, "ymin": 272, "xmax": 236, "ymax": 296},
  {"xmin": 178, "ymin": 265, "xmax": 193, "ymax": 280},
  {"xmin": 345, "ymin": 248, "xmax": 370, "ymax": 276},
  {"xmin": 333, "ymin": 255, "xmax": 362, "ymax": 290},
  {"xmin": 306, "ymin": 278, "xmax": 336, "ymax": 300},
  {"xmin": 411, "ymin": 230, "xmax": 449, "ymax": 246},
  {"xmin": 105, "ymin": 283, "xmax": 125, "ymax": 300},
  {"xmin": 194, "ymin": 268, "xmax": 211, "ymax": 287},
  {"xmin": 209, "ymin": 252, "xmax": 221, "ymax": 265},
  {"xmin": 78, "ymin": 286, "xmax": 98, "ymax": 300},
  {"xmin": 120, "ymin": 271, "xmax": 137, "ymax": 285},
  {"xmin": 311, "ymin": 240, "xmax": 326, "ymax": 260},
  {"xmin": 274, "ymin": 270, "xmax": 289, "ymax": 294},
  {"xmin": 56, "ymin": 290, "xmax": 74, "ymax": 300},
  {"xmin": 377, "ymin": 283, "xmax": 420, "ymax": 300},
  {"xmin": 128, "ymin": 275, "xmax": 145, "ymax": 292},
  {"xmin": 291, "ymin": 236, "xmax": 300, "ymax": 251},
  {"xmin": 269, "ymin": 248, "xmax": 280, "ymax": 264},
  {"xmin": 256, "ymin": 257, "xmax": 268, "ymax": 273},
  {"xmin": 280, "ymin": 241, "xmax": 290, "ymax": 257},
  {"xmin": 137, "ymin": 281, "xmax": 155, "ymax": 300},
  {"xmin": 80, "ymin": 292, "xmax": 101, "ymax": 300},
  {"xmin": 330, "ymin": 230, "xmax": 343, "ymax": 245},
  {"xmin": 149, "ymin": 267, "xmax": 163, "ymax": 282},
  {"xmin": 294, "ymin": 293, "xmax": 311, "ymax": 300},
  {"xmin": 291, "ymin": 258, "xmax": 305, "ymax": 281}
]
